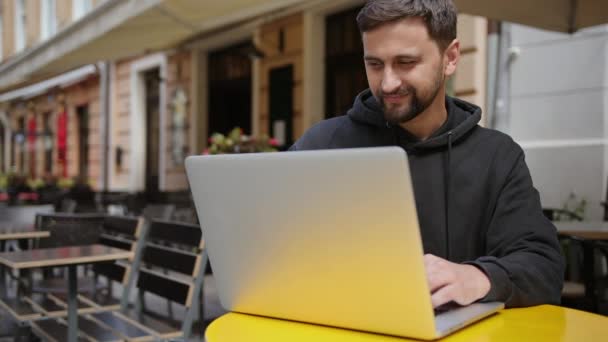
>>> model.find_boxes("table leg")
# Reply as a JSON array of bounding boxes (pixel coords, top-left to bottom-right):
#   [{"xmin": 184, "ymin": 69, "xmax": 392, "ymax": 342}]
[
  {"xmin": 582, "ymin": 241, "xmax": 598, "ymax": 313},
  {"xmin": 67, "ymin": 265, "xmax": 78, "ymax": 342},
  {"xmin": 0, "ymin": 241, "xmax": 5, "ymax": 297}
]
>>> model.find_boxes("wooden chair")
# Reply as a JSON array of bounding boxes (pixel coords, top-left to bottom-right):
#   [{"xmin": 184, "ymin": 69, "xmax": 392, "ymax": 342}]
[
  {"xmin": 542, "ymin": 208, "xmax": 589, "ymax": 306},
  {"xmin": 0, "ymin": 214, "xmax": 147, "ymax": 326},
  {"xmin": 141, "ymin": 204, "xmax": 175, "ymax": 221},
  {"xmin": 559, "ymin": 236, "xmax": 608, "ymax": 314},
  {"xmin": 31, "ymin": 220, "xmax": 207, "ymax": 341}
]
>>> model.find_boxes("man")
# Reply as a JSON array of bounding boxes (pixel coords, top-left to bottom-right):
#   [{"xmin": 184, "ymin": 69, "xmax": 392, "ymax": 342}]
[{"xmin": 290, "ymin": 0, "xmax": 564, "ymax": 308}]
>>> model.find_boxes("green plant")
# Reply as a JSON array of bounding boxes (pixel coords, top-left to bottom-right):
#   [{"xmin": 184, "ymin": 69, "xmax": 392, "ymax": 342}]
[
  {"xmin": 26, "ymin": 178, "xmax": 44, "ymax": 190},
  {"xmin": 561, "ymin": 192, "xmax": 587, "ymax": 221},
  {"xmin": 57, "ymin": 177, "xmax": 74, "ymax": 189},
  {"xmin": 0, "ymin": 173, "xmax": 7, "ymax": 190},
  {"xmin": 203, "ymin": 127, "xmax": 279, "ymax": 155}
]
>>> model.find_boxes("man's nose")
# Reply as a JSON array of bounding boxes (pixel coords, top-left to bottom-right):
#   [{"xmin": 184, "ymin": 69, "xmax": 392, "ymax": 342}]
[{"xmin": 381, "ymin": 69, "xmax": 401, "ymax": 94}]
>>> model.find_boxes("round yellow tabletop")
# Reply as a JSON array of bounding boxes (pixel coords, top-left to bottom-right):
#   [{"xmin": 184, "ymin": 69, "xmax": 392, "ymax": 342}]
[{"xmin": 205, "ymin": 305, "xmax": 608, "ymax": 342}]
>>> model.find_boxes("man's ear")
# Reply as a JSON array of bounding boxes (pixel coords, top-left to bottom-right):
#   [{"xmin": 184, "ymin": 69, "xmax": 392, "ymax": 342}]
[{"xmin": 444, "ymin": 39, "xmax": 460, "ymax": 77}]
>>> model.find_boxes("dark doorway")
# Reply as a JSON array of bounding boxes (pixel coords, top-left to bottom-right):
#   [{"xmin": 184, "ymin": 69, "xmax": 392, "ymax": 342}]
[
  {"xmin": 144, "ymin": 68, "xmax": 161, "ymax": 196},
  {"xmin": 42, "ymin": 112, "xmax": 54, "ymax": 174},
  {"xmin": 325, "ymin": 6, "xmax": 367, "ymax": 118},
  {"xmin": 268, "ymin": 65, "xmax": 294, "ymax": 150},
  {"xmin": 17, "ymin": 117, "xmax": 25, "ymax": 173},
  {"xmin": 0, "ymin": 120, "xmax": 4, "ymax": 173},
  {"xmin": 76, "ymin": 106, "xmax": 89, "ymax": 178},
  {"xmin": 208, "ymin": 41, "xmax": 252, "ymax": 137}
]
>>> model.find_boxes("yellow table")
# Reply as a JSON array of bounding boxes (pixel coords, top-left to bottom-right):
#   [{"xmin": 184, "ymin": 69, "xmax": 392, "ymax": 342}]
[{"xmin": 205, "ymin": 305, "xmax": 608, "ymax": 341}]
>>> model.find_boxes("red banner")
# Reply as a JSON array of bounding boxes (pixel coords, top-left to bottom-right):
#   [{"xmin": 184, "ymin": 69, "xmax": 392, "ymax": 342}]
[
  {"xmin": 27, "ymin": 117, "xmax": 36, "ymax": 149},
  {"xmin": 57, "ymin": 111, "xmax": 68, "ymax": 177}
]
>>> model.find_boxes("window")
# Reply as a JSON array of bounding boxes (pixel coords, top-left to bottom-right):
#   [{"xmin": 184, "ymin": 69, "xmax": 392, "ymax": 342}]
[
  {"xmin": 72, "ymin": 0, "xmax": 93, "ymax": 21},
  {"xmin": 43, "ymin": 112, "xmax": 54, "ymax": 173},
  {"xmin": 41, "ymin": 0, "xmax": 58, "ymax": 40},
  {"xmin": 0, "ymin": 14, "xmax": 4, "ymax": 60},
  {"xmin": 15, "ymin": 0, "xmax": 26, "ymax": 52},
  {"xmin": 325, "ymin": 7, "xmax": 367, "ymax": 118}
]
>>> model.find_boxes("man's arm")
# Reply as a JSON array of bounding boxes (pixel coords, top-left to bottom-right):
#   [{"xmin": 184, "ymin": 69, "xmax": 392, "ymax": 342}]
[
  {"xmin": 466, "ymin": 149, "xmax": 565, "ymax": 307},
  {"xmin": 425, "ymin": 147, "xmax": 564, "ymax": 308}
]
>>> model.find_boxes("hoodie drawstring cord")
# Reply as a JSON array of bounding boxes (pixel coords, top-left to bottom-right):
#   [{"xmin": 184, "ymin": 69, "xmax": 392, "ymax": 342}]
[
  {"xmin": 444, "ymin": 131, "xmax": 453, "ymax": 260},
  {"xmin": 387, "ymin": 122, "xmax": 398, "ymax": 145}
]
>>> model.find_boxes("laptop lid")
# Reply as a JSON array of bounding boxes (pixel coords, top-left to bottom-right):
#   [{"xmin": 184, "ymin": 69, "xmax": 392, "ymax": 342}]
[{"xmin": 185, "ymin": 147, "xmax": 439, "ymax": 339}]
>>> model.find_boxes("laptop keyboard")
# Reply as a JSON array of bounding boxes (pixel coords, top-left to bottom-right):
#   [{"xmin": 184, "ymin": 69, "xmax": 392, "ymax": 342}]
[{"xmin": 433, "ymin": 301, "xmax": 463, "ymax": 315}]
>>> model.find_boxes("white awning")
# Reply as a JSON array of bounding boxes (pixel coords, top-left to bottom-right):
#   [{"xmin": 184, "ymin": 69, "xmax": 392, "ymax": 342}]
[
  {"xmin": 0, "ymin": 65, "xmax": 97, "ymax": 102},
  {"xmin": 0, "ymin": 0, "xmax": 307, "ymax": 92},
  {"xmin": 455, "ymin": 0, "xmax": 608, "ymax": 33}
]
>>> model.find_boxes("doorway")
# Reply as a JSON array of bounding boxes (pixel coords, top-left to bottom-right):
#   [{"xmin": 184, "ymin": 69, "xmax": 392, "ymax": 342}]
[
  {"xmin": 144, "ymin": 68, "xmax": 161, "ymax": 197},
  {"xmin": 0, "ymin": 119, "xmax": 4, "ymax": 172},
  {"xmin": 76, "ymin": 105, "xmax": 89, "ymax": 179},
  {"xmin": 268, "ymin": 65, "xmax": 294, "ymax": 150},
  {"xmin": 208, "ymin": 41, "xmax": 252, "ymax": 137},
  {"xmin": 325, "ymin": 6, "xmax": 367, "ymax": 118},
  {"xmin": 42, "ymin": 111, "xmax": 54, "ymax": 174}
]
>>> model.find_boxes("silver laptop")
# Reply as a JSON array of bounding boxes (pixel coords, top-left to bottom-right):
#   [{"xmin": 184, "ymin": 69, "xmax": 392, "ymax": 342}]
[{"xmin": 185, "ymin": 147, "xmax": 503, "ymax": 340}]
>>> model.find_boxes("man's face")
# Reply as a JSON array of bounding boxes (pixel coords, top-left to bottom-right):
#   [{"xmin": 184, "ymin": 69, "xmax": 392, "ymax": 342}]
[{"xmin": 362, "ymin": 17, "xmax": 453, "ymax": 125}]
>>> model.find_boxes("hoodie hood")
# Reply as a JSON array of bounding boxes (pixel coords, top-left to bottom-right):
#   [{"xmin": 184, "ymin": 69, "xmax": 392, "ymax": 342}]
[{"xmin": 347, "ymin": 89, "xmax": 482, "ymax": 151}]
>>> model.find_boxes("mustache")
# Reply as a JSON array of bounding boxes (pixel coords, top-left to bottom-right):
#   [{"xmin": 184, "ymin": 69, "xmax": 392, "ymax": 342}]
[{"xmin": 379, "ymin": 87, "xmax": 412, "ymax": 97}]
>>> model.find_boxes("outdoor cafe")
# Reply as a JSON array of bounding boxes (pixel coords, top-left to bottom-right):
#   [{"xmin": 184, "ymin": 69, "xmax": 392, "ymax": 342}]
[
  {"xmin": 1, "ymin": 157, "xmax": 608, "ymax": 342},
  {"xmin": 1, "ymin": 0, "xmax": 608, "ymax": 341}
]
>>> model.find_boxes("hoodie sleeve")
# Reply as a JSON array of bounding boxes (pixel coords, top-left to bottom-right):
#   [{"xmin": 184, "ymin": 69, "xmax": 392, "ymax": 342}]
[{"xmin": 466, "ymin": 145, "xmax": 565, "ymax": 307}]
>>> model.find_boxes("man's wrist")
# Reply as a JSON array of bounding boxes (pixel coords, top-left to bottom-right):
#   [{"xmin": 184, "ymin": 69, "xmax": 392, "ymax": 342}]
[{"xmin": 464, "ymin": 264, "xmax": 491, "ymax": 300}]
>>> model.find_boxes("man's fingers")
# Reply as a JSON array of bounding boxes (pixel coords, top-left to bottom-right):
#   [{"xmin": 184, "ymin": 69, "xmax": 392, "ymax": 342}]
[
  {"xmin": 427, "ymin": 268, "xmax": 452, "ymax": 293},
  {"xmin": 423, "ymin": 254, "xmax": 442, "ymax": 266},
  {"xmin": 431, "ymin": 284, "xmax": 455, "ymax": 308},
  {"xmin": 424, "ymin": 254, "xmax": 454, "ymax": 293}
]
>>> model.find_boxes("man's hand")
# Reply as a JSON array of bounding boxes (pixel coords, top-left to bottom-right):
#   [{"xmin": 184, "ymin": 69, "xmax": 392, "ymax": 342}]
[{"xmin": 424, "ymin": 254, "xmax": 491, "ymax": 308}]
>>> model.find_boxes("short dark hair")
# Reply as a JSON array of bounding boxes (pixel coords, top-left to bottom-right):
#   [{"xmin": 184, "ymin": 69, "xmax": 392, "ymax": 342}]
[{"xmin": 356, "ymin": 0, "xmax": 458, "ymax": 51}]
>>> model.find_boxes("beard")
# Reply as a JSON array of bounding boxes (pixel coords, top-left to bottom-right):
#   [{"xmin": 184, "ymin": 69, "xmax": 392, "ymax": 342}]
[{"xmin": 377, "ymin": 68, "xmax": 445, "ymax": 125}]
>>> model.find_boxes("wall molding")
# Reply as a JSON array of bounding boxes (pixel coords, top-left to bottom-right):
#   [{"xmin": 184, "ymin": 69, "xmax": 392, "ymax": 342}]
[
  {"xmin": 0, "ymin": 111, "xmax": 10, "ymax": 172},
  {"xmin": 518, "ymin": 138, "xmax": 608, "ymax": 149},
  {"xmin": 129, "ymin": 53, "xmax": 168, "ymax": 192}
]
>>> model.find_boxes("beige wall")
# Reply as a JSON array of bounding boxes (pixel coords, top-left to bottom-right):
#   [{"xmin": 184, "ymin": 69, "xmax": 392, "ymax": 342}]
[
  {"xmin": 2, "ymin": 0, "xmax": 15, "ymax": 59},
  {"xmin": 110, "ymin": 57, "xmax": 134, "ymax": 190},
  {"xmin": 25, "ymin": 0, "xmax": 40, "ymax": 48},
  {"xmin": 454, "ymin": 14, "xmax": 488, "ymax": 124},
  {"xmin": 110, "ymin": 51, "xmax": 192, "ymax": 192},
  {"xmin": 257, "ymin": 13, "xmax": 304, "ymax": 140},
  {"xmin": 6, "ymin": 76, "xmax": 101, "ymax": 187},
  {"xmin": 1, "ymin": 0, "xmax": 89, "ymax": 62},
  {"xmin": 63, "ymin": 77, "xmax": 102, "ymax": 187},
  {"xmin": 57, "ymin": 0, "xmax": 72, "ymax": 30}
]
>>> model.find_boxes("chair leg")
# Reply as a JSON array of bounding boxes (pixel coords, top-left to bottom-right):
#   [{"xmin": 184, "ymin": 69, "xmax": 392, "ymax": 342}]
[
  {"xmin": 167, "ymin": 299, "xmax": 174, "ymax": 320},
  {"xmin": 198, "ymin": 284, "xmax": 205, "ymax": 331}
]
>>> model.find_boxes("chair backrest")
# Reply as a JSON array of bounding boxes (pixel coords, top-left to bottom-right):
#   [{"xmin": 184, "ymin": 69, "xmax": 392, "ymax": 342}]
[
  {"xmin": 36, "ymin": 213, "xmax": 104, "ymax": 249},
  {"xmin": 172, "ymin": 206, "xmax": 198, "ymax": 224},
  {"xmin": 141, "ymin": 204, "xmax": 175, "ymax": 221},
  {"xmin": 604, "ymin": 178, "xmax": 608, "ymax": 221},
  {"xmin": 134, "ymin": 219, "xmax": 206, "ymax": 333},
  {"xmin": 542, "ymin": 208, "xmax": 583, "ymax": 222},
  {"xmin": 94, "ymin": 215, "xmax": 146, "ymax": 285},
  {"xmin": 6, "ymin": 205, "xmax": 55, "ymax": 227},
  {"xmin": 59, "ymin": 198, "xmax": 77, "ymax": 213}
]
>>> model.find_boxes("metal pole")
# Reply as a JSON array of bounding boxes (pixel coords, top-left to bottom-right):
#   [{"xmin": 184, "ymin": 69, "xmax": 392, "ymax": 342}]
[
  {"xmin": 98, "ymin": 61, "xmax": 111, "ymax": 192},
  {"xmin": 67, "ymin": 265, "xmax": 78, "ymax": 342}
]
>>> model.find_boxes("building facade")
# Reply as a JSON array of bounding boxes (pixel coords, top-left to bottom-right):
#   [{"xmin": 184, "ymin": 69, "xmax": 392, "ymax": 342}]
[
  {"xmin": 0, "ymin": 0, "xmax": 488, "ymax": 199},
  {"xmin": 0, "ymin": 0, "xmax": 102, "ymax": 185}
]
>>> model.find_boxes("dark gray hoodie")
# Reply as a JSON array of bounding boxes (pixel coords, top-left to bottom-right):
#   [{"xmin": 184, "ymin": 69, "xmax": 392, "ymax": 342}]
[{"xmin": 290, "ymin": 89, "xmax": 564, "ymax": 308}]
